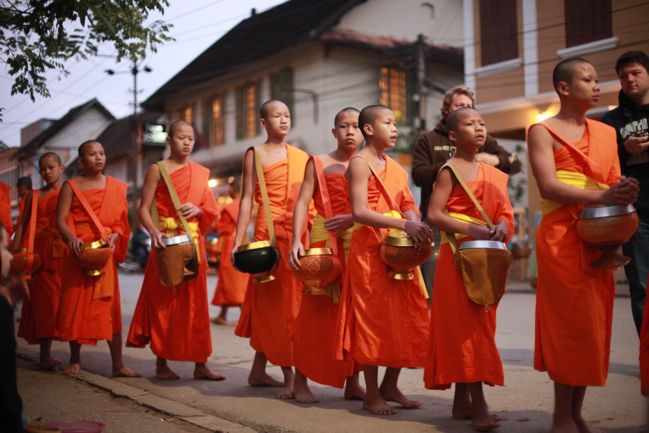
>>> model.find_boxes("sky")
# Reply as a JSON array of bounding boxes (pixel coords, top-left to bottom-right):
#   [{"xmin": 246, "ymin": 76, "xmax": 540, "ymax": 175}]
[{"xmin": 0, "ymin": 0, "xmax": 287, "ymax": 148}]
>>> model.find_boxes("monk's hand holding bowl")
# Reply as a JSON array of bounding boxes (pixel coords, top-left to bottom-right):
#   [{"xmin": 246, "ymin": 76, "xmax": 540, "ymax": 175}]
[
  {"xmin": 467, "ymin": 224, "xmax": 493, "ymax": 241},
  {"xmin": 404, "ymin": 220, "xmax": 434, "ymax": 249},
  {"xmin": 324, "ymin": 214, "xmax": 354, "ymax": 236},
  {"xmin": 604, "ymin": 176, "xmax": 640, "ymax": 206},
  {"xmin": 289, "ymin": 240, "xmax": 305, "ymax": 271},
  {"xmin": 151, "ymin": 230, "xmax": 166, "ymax": 249},
  {"xmin": 179, "ymin": 202, "xmax": 201, "ymax": 219},
  {"xmin": 66, "ymin": 235, "xmax": 84, "ymax": 256},
  {"xmin": 489, "ymin": 220, "xmax": 509, "ymax": 242},
  {"xmin": 107, "ymin": 232, "xmax": 119, "ymax": 249}
]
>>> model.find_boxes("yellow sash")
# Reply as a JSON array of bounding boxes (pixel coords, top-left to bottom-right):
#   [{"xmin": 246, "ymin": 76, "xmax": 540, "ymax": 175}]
[
  {"xmin": 541, "ymin": 170, "xmax": 608, "ymax": 215},
  {"xmin": 440, "ymin": 212, "xmax": 488, "ymax": 244},
  {"xmin": 310, "ymin": 213, "xmax": 353, "ymax": 255},
  {"xmin": 159, "ymin": 217, "xmax": 200, "ymax": 263}
]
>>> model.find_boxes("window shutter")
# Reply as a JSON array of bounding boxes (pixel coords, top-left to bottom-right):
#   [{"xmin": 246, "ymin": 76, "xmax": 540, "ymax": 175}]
[
  {"xmin": 565, "ymin": 0, "xmax": 612, "ymax": 47},
  {"xmin": 236, "ymin": 86, "xmax": 244, "ymax": 140}
]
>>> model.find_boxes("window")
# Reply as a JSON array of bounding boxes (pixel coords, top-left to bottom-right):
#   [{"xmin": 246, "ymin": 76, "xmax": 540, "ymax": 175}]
[
  {"xmin": 179, "ymin": 105, "xmax": 193, "ymax": 123},
  {"xmin": 379, "ymin": 66, "xmax": 408, "ymax": 123},
  {"xmin": 236, "ymin": 81, "xmax": 260, "ymax": 139},
  {"xmin": 206, "ymin": 96, "xmax": 225, "ymax": 147},
  {"xmin": 565, "ymin": 0, "xmax": 612, "ymax": 47},
  {"xmin": 479, "ymin": 0, "xmax": 518, "ymax": 66},
  {"xmin": 270, "ymin": 68, "xmax": 294, "ymax": 122}
]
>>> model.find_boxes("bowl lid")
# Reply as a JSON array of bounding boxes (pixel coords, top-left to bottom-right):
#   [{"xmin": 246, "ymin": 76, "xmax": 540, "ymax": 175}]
[
  {"xmin": 162, "ymin": 234, "xmax": 191, "ymax": 247},
  {"xmin": 237, "ymin": 240, "xmax": 272, "ymax": 252},
  {"xmin": 84, "ymin": 239, "xmax": 108, "ymax": 250},
  {"xmin": 302, "ymin": 247, "xmax": 333, "ymax": 256},
  {"xmin": 458, "ymin": 240, "xmax": 508, "ymax": 250},
  {"xmin": 580, "ymin": 204, "xmax": 636, "ymax": 219}
]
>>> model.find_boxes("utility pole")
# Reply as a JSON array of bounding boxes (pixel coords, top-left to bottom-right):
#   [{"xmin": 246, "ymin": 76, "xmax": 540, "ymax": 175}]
[{"xmin": 414, "ymin": 34, "xmax": 427, "ymax": 134}]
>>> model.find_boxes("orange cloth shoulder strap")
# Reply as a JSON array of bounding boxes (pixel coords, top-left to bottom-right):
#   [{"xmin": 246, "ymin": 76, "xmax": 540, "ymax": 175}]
[
  {"xmin": 352, "ymin": 154, "xmax": 400, "ymax": 212},
  {"xmin": 18, "ymin": 190, "xmax": 39, "ymax": 254},
  {"xmin": 312, "ymin": 156, "xmax": 339, "ymax": 256},
  {"xmin": 67, "ymin": 180, "xmax": 106, "ymax": 237}
]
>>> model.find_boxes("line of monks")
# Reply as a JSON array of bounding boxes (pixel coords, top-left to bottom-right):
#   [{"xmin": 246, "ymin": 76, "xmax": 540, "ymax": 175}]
[{"xmin": 6, "ymin": 58, "xmax": 645, "ymax": 433}]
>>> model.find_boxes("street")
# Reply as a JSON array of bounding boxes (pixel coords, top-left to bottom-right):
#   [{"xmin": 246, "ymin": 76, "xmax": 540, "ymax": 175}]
[{"xmin": 17, "ymin": 272, "xmax": 649, "ymax": 433}]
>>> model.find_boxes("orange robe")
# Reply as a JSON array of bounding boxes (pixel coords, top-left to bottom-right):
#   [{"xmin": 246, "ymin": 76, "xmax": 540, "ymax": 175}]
[
  {"xmin": 127, "ymin": 162, "xmax": 217, "ymax": 362},
  {"xmin": 335, "ymin": 155, "xmax": 429, "ymax": 368},
  {"xmin": 56, "ymin": 177, "xmax": 130, "ymax": 345},
  {"xmin": 293, "ymin": 161, "xmax": 354, "ymax": 388},
  {"xmin": 424, "ymin": 164, "xmax": 514, "ymax": 389},
  {"xmin": 0, "ymin": 182, "xmax": 13, "ymax": 237},
  {"xmin": 533, "ymin": 120, "xmax": 620, "ymax": 386},
  {"xmin": 640, "ymin": 275, "xmax": 649, "ymax": 396},
  {"xmin": 17, "ymin": 189, "xmax": 66, "ymax": 344},
  {"xmin": 211, "ymin": 198, "xmax": 249, "ymax": 306},
  {"xmin": 235, "ymin": 145, "xmax": 310, "ymax": 367}
]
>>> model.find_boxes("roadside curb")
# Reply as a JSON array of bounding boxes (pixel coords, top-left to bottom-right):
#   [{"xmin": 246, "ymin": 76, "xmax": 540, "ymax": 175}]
[{"xmin": 17, "ymin": 350, "xmax": 257, "ymax": 433}]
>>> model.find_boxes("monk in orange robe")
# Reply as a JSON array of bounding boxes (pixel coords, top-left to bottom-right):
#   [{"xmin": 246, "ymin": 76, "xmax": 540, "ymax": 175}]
[
  {"xmin": 127, "ymin": 120, "xmax": 223, "ymax": 381},
  {"xmin": 0, "ymin": 182, "xmax": 13, "ymax": 237},
  {"xmin": 211, "ymin": 187, "xmax": 248, "ymax": 325},
  {"xmin": 641, "ymin": 276, "xmax": 649, "ymax": 396},
  {"xmin": 528, "ymin": 58, "xmax": 639, "ymax": 433},
  {"xmin": 288, "ymin": 107, "xmax": 365, "ymax": 403},
  {"xmin": 425, "ymin": 108, "xmax": 513, "ymax": 431},
  {"xmin": 233, "ymin": 100, "xmax": 311, "ymax": 399},
  {"xmin": 56, "ymin": 140, "xmax": 139, "ymax": 378},
  {"xmin": 335, "ymin": 105, "xmax": 433, "ymax": 415},
  {"xmin": 16, "ymin": 152, "xmax": 66, "ymax": 369}
]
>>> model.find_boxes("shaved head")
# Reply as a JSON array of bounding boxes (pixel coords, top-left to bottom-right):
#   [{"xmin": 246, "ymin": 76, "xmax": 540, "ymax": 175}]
[
  {"xmin": 358, "ymin": 104, "xmax": 391, "ymax": 139},
  {"xmin": 445, "ymin": 107, "xmax": 480, "ymax": 132},
  {"xmin": 334, "ymin": 107, "xmax": 359, "ymax": 126},
  {"xmin": 39, "ymin": 151, "xmax": 62, "ymax": 166},
  {"xmin": 552, "ymin": 57, "xmax": 592, "ymax": 93},
  {"xmin": 78, "ymin": 140, "xmax": 101, "ymax": 157},
  {"xmin": 168, "ymin": 119, "xmax": 193, "ymax": 138},
  {"xmin": 259, "ymin": 99, "xmax": 289, "ymax": 120}
]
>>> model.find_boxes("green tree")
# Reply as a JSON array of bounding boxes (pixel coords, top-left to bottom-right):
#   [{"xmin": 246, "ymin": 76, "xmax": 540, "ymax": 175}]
[{"xmin": 0, "ymin": 0, "xmax": 173, "ymax": 102}]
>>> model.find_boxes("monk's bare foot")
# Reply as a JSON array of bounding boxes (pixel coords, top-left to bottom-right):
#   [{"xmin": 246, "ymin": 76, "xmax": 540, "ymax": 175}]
[
  {"xmin": 39, "ymin": 357, "xmax": 61, "ymax": 371},
  {"xmin": 344, "ymin": 380, "xmax": 366, "ymax": 401},
  {"xmin": 472, "ymin": 417, "xmax": 500, "ymax": 432},
  {"xmin": 276, "ymin": 386, "xmax": 294, "ymax": 400},
  {"xmin": 293, "ymin": 381, "xmax": 318, "ymax": 404},
  {"xmin": 211, "ymin": 317, "xmax": 227, "ymax": 325},
  {"xmin": 574, "ymin": 417, "xmax": 604, "ymax": 433},
  {"xmin": 194, "ymin": 364, "xmax": 225, "ymax": 381},
  {"xmin": 248, "ymin": 372, "xmax": 283, "ymax": 387},
  {"xmin": 156, "ymin": 364, "xmax": 179, "ymax": 380},
  {"xmin": 363, "ymin": 397, "xmax": 396, "ymax": 415},
  {"xmin": 64, "ymin": 363, "xmax": 80, "ymax": 376},
  {"xmin": 380, "ymin": 386, "xmax": 421, "ymax": 409},
  {"xmin": 453, "ymin": 409, "xmax": 502, "ymax": 423},
  {"xmin": 551, "ymin": 420, "xmax": 579, "ymax": 433},
  {"xmin": 452, "ymin": 401, "xmax": 472, "ymax": 419},
  {"xmin": 112, "ymin": 367, "xmax": 141, "ymax": 378}
]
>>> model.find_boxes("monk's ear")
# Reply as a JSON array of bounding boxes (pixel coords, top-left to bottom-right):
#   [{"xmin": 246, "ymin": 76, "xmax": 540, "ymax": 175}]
[
  {"xmin": 448, "ymin": 130, "xmax": 457, "ymax": 143},
  {"xmin": 260, "ymin": 116, "xmax": 268, "ymax": 129},
  {"xmin": 331, "ymin": 127, "xmax": 337, "ymax": 138},
  {"xmin": 556, "ymin": 80, "xmax": 570, "ymax": 97},
  {"xmin": 363, "ymin": 123, "xmax": 373, "ymax": 137}
]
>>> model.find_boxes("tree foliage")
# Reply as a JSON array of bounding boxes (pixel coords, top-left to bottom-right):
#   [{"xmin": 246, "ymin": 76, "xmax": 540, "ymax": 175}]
[{"xmin": 0, "ymin": 0, "xmax": 173, "ymax": 101}]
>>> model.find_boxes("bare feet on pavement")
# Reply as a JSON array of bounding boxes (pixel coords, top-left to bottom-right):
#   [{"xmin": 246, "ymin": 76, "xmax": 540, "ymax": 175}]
[
  {"xmin": 379, "ymin": 385, "xmax": 422, "ymax": 409},
  {"xmin": 344, "ymin": 379, "xmax": 366, "ymax": 401},
  {"xmin": 363, "ymin": 397, "xmax": 396, "ymax": 415},
  {"xmin": 293, "ymin": 382, "xmax": 318, "ymax": 404},
  {"xmin": 194, "ymin": 363, "xmax": 225, "ymax": 381},
  {"xmin": 112, "ymin": 367, "xmax": 141, "ymax": 378},
  {"xmin": 155, "ymin": 364, "xmax": 179, "ymax": 380},
  {"xmin": 248, "ymin": 372, "xmax": 283, "ymax": 387},
  {"xmin": 39, "ymin": 357, "xmax": 61, "ymax": 370},
  {"xmin": 64, "ymin": 363, "xmax": 81, "ymax": 376}
]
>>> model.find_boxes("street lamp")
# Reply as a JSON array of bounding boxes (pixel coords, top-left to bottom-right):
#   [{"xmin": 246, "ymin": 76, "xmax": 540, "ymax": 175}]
[{"xmin": 105, "ymin": 62, "xmax": 152, "ymax": 190}]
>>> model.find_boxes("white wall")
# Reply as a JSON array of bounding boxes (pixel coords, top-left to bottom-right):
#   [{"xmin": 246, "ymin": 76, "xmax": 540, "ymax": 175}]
[{"xmin": 46, "ymin": 108, "xmax": 112, "ymax": 161}]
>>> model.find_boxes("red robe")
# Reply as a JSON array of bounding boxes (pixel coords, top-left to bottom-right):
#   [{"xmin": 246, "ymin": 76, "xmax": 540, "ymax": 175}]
[
  {"xmin": 235, "ymin": 145, "xmax": 310, "ymax": 367},
  {"xmin": 533, "ymin": 120, "xmax": 620, "ymax": 386},
  {"xmin": 127, "ymin": 162, "xmax": 218, "ymax": 362},
  {"xmin": 0, "ymin": 182, "xmax": 13, "ymax": 236},
  {"xmin": 56, "ymin": 177, "xmax": 130, "ymax": 345},
  {"xmin": 335, "ymin": 155, "xmax": 429, "ymax": 368},
  {"xmin": 424, "ymin": 164, "xmax": 513, "ymax": 389},
  {"xmin": 212, "ymin": 198, "xmax": 249, "ymax": 306},
  {"xmin": 293, "ymin": 161, "xmax": 354, "ymax": 388},
  {"xmin": 18, "ymin": 188, "xmax": 65, "ymax": 344}
]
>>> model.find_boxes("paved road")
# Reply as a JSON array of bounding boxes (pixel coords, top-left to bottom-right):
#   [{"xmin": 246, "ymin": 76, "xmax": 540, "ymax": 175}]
[{"xmin": 17, "ymin": 272, "xmax": 648, "ymax": 433}]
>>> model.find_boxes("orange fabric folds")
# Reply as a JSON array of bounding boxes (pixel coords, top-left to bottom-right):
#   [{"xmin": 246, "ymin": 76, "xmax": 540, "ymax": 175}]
[
  {"xmin": 127, "ymin": 163, "xmax": 217, "ymax": 362},
  {"xmin": 293, "ymin": 164, "xmax": 353, "ymax": 388},
  {"xmin": 0, "ymin": 182, "xmax": 13, "ymax": 236},
  {"xmin": 424, "ymin": 164, "xmax": 513, "ymax": 389},
  {"xmin": 235, "ymin": 145, "xmax": 310, "ymax": 367},
  {"xmin": 212, "ymin": 198, "xmax": 249, "ymax": 306},
  {"xmin": 56, "ymin": 177, "xmax": 130, "ymax": 345},
  {"xmin": 334, "ymin": 156, "xmax": 428, "ymax": 368},
  {"xmin": 532, "ymin": 120, "xmax": 620, "ymax": 386},
  {"xmin": 18, "ymin": 189, "xmax": 66, "ymax": 344}
]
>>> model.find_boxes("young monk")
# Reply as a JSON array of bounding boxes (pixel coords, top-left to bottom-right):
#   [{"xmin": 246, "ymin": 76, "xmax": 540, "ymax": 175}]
[
  {"xmin": 211, "ymin": 180, "xmax": 248, "ymax": 325},
  {"xmin": 16, "ymin": 152, "xmax": 66, "ymax": 369},
  {"xmin": 288, "ymin": 107, "xmax": 366, "ymax": 403},
  {"xmin": 528, "ymin": 58, "xmax": 639, "ymax": 433},
  {"xmin": 56, "ymin": 140, "xmax": 139, "ymax": 378},
  {"xmin": 335, "ymin": 104, "xmax": 433, "ymax": 415},
  {"xmin": 425, "ymin": 108, "xmax": 513, "ymax": 431},
  {"xmin": 127, "ymin": 120, "xmax": 223, "ymax": 381},
  {"xmin": 233, "ymin": 100, "xmax": 311, "ymax": 399}
]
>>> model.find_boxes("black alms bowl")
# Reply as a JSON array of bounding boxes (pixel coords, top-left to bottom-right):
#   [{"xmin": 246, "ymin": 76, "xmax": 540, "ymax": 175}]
[{"xmin": 233, "ymin": 240, "xmax": 280, "ymax": 275}]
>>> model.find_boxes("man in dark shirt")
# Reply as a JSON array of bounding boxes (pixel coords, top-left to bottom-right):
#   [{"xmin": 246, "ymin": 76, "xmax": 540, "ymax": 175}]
[
  {"xmin": 412, "ymin": 86, "xmax": 522, "ymax": 295},
  {"xmin": 602, "ymin": 50, "xmax": 649, "ymax": 335}
]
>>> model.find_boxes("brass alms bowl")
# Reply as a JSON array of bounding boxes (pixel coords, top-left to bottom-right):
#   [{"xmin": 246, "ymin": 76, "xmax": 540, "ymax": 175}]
[
  {"xmin": 295, "ymin": 247, "xmax": 341, "ymax": 294},
  {"xmin": 77, "ymin": 239, "xmax": 112, "ymax": 277},
  {"xmin": 380, "ymin": 231, "xmax": 432, "ymax": 280}
]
